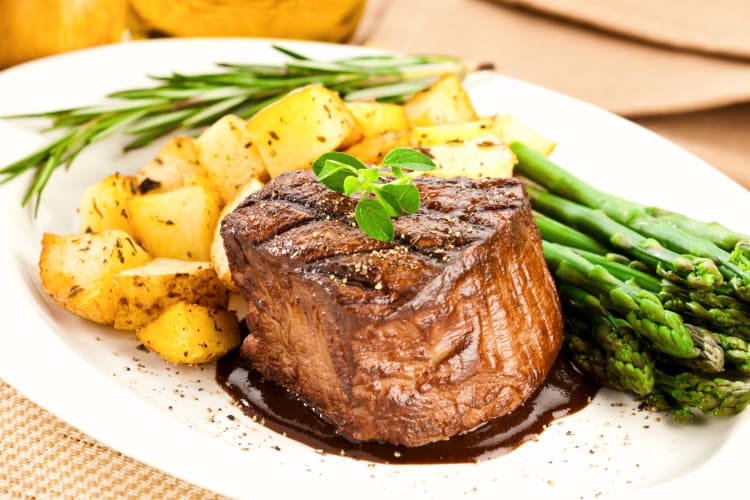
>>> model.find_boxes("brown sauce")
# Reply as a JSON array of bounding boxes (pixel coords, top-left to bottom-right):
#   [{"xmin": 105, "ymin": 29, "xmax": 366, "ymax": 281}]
[{"xmin": 216, "ymin": 351, "xmax": 599, "ymax": 464}]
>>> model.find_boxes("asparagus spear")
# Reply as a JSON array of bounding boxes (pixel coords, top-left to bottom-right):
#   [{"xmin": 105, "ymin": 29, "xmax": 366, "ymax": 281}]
[
  {"xmin": 730, "ymin": 242, "xmax": 750, "ymax": 272},
  {"xmin": 564, "ymin": 327, "xmax": 611, "ymax": 389},
  {"xmin": 566, "ymin": 326, "xmax": 746, "ymax": 417},
  {"xmin": 566, "ymin": 245, "xmax": 750, "ymax": 350},
  {"xmin": 543, "ymin": 241, "xmax": 697, "ymax": 358},
  {"xmin": 537, "ymin": 215, "xmax": 745, "ymax": 305},
  {"xmin": 711, "ymin": 333, "xmax": 750, "ymax": 374},
  {"xmin": 537, "ymin": 210, "xmax": 726, "ymax": 293},
  {"xmin": 645, "ymin": 207, "xmax": 750, "ymax": 252},
  {"xmin": 675, "ymin": 324, "xmax": 724, "ymax": 374},
  {"xmin": 529, "ymin": 186, "xmax": 723, "ymax": 289},
  {"xmin": 533, "ymin": 211, "xmax": 610, "ymax": 254},
  {"xmin": 558, "ymin": 282, "xmax": 655, "ymax": 395},
  {"xmin": 654, "ymin": 369, "xmax": 750, "ymax": 422},
  {"xmin": 567, "ymin": 247, "xmax": 750, "ymax": 339},
  {"xmin": 559, "ymin": 279, "xmax": 722, "ymax": 374},
  {"xmin": 660, "ymin": 287, "xmax": 750, "ymax": 340},
  {"xmin": 536, "ymin": 206, "xmax": 750, "ymax": 340},
  {"xmin": 513, "ymin": 142, "xmax": 750, "ymax": 301}
]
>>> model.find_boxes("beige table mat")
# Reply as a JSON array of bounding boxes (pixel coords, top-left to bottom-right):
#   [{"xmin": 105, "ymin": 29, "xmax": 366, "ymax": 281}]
[
  {"xmin": 496, "ymin": 0, "xmax": 750, "ymax": 59},
  {"xmin": 363, "ymin": 0, "xmax": 750, "ymax": 116},
  {"xmin": 0, "ymin": 379, "xmax": 224, "ymax": 499}
]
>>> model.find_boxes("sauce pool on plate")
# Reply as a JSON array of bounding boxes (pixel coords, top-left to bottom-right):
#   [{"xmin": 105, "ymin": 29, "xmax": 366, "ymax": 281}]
[{"xmin": 216, "ymin": 351, "xmax": 599, "ymax": 464}]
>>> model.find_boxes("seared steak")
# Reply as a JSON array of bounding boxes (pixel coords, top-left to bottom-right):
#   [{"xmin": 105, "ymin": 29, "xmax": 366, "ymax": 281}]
[{"xmin": 221, "ymin": 170, "xmax": 563, "ymax": 447}]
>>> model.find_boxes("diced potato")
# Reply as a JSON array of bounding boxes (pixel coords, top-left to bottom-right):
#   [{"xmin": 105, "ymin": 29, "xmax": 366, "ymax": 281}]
[
  {"xmin": 128, "ymin": 184, "xmax": 221, "ymax": 261},
  {"xmin": 135, "ymin": 137, "xmax": 210, "ymax": 194},
  {"xmin": 339, "ymin": 119, "xmax": 364, "ymax": 150},
  {"xmin": 210, "ymin": 177, "xmax": 265, "ymax": 291},
  {"xmin": 493, "ymin": 114, "xmax": 556, "ymax": 156},
  {"xmin": 247, "ymin": 84, "xmax": 357, "ymax": 178},
  {"xmin": 411, "ymin": 119, "xmax": 495, "ymax": 147},
  {"xmin": 403, "ymin": 73, "xmax": 478, "ymax": 126},
  {"xmin": 423, "ymin": 136, "xmax": 516, "ymax": 179},
  {"xmin": 112, "ymin": 258, "xmax": 228, "ymax": 331},
  {"xmin": 343, "ymin": 131, "xmax": 412, "ymax": 165},
  {"xmin": 39, "ymin": 230, "xmax": 152, "ymax": 325},
  {"xmin": 136, "ymin": 301, "xmax": 241, "ymax": 364},
  {"xmin": 196, "ymin": 114, "xmax": 269, "ymax": 204},
  {"xmin": 345, "ymin": 101, "xmax": 411, "ymax": 138},
  {"xmin": 78, "ymin": 173, "xmax": 137, "ymax": 234}
]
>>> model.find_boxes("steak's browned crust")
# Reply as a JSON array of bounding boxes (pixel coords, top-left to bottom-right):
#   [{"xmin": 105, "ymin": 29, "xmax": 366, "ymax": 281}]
[{"xmin": 221, "ymin": 170, "xmax": 563, "ymax": 447}]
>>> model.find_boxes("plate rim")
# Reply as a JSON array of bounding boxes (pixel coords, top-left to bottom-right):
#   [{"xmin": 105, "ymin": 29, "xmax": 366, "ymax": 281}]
[{"xmin": 1, "ymin": 37, "xmax": 748, "ymax": 500}]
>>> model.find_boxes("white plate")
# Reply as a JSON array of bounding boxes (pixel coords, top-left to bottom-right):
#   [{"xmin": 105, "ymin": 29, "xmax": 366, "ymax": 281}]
[{"xmin": 1, "ymin": 38, "xmax": 748, "ymax": 500}]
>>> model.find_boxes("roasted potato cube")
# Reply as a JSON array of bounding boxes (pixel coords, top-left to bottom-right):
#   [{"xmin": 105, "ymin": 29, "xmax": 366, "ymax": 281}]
[
  {"xmin": 112, "ymin": 258, "xmax": 228, "ymax": 331},
  {"xmin": 345, "ymin": 101, "xmax": 411, "ymax": 138},
  {"xmin": 493, "ymin": 114, "xmax": 556, "ymax": 156},
  {"xmin": 196, "ymin": 114, "xmax": 269, "ymax": 204},
  {"xmin": 423, "ymin": 136, "xmax": 516, "ymax": 179},
  {"xmin": 411, "ymin": 119, "xmax": 495, "ymax": 147},
  {"xmin": 78, "ymin": 173, "xmax": 137, "ymax": 234},
  {"xmin": 210, "ymin": 177, "xmax": 265, "ymax": 291},
  {"xmin": 136, "ymin": 301, "xmax": 241, "ymax": 364},
  {"xmin": 247, "ymin": 84, "xmax": 357, "ymax": 178},
  {"xmin": 339, "ymin": 119, "xmax": 364, "ymax": 150},
  {"xmin": 128, "ymin": 184, "xmax": 221, "ymax": 261},
  {"xmin": 343, "ymin": 131, "xmax": 412, "ymax": 165},
  {"xmin": 403, "ymin": 73, "xmax": 478, "ymax": 126},
  {"xmin": 39, "ymin": 230, "xmax": 152, "ymax": 325},
  {"xmin": 135, "ymin": 137, "xmax": 210, "ymax": 194}
]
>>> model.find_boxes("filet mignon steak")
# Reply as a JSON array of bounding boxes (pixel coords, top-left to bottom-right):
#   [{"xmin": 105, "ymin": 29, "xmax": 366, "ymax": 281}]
[{"xmin": 221, "ymin": 170, "xmax": 563, "ymax": 447}]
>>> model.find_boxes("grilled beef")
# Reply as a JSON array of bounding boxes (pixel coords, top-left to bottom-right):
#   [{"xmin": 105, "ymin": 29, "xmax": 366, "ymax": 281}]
[{"xmin": 221, "ymin": 170, "xmax": 563, "ymax": 447}]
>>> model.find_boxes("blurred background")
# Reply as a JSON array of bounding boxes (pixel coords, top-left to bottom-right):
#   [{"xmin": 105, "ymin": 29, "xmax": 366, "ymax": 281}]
[
  {"xmin": 356, "ymin": 0, "xmax": 750, "ymax": 190},
  {"xmin": 0, "ymin": 0, "xmax": 748, "ymax": 189}
]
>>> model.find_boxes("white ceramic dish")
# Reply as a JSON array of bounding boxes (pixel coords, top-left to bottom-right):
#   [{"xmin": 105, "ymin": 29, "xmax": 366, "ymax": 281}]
[{"xmin": 1, "ymin": 39, "xmax": 748, "ymax": 500}]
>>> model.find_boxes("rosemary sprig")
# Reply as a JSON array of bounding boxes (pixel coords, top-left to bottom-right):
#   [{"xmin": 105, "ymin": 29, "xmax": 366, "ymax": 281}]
[
  {"xmin": 312, "ymin": 148, "xmax": 436, "ymax": 242},
  {"xmin": 1, "ymin": 45, "xmax": 471, "ymax": 213}
]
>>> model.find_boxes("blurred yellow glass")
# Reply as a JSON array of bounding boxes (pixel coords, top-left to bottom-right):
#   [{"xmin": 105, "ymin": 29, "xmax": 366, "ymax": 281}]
[
  {"xmin": 127, "ymin": 0, "xmax": 366, "ymax": 43},
  {"xmin": 0, "ymin": 0, "xmax": 127, "ymax": 69}
]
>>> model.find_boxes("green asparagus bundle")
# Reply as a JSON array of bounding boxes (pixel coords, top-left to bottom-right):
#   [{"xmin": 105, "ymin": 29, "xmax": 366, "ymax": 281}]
[
  {"xmin": 519, "ymin": 141, "xmax": 750, "ymax": 421},
  {"xmin": 543, "ymin": 241, "xmax": 698, "ymax": 359},
  {"xmin": 557, "ymin": 281, "xmax": 655, "ymax": 395},
  {"xmin": 571, "ymin": 253, "xmax": 750, "ymax": 341},
  {"xmin": 528, "ymin": 185, "xmax": 723, "ymax": 290},
  {"xmin": 653, "ymin": 369, "xmax": 750, "ymax": 423},
  {"xmin": 536, "ymin": 227, "xmax": 750, "ymax": 340},
  {"xmin": 645, "ymin": 207, "xmax": 750, "ymax": 253},
  {"xmin": 513, "ymin": 142, "xmax": 750, "ymax": 301},
  {"xmin": 552, "ymin": 246, "xmax": 750, "ymax": 419},
  {"xmin": 553, "ymin": 252, "xmax": 724, "ymax": 370},
  {"xmin": 567, "ymin": 323, "xmax": 750, "ymax": 423}
]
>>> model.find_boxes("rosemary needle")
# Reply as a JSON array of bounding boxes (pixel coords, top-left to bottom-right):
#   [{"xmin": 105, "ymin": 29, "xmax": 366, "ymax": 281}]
[{"xmin": 0, "ymin": 45, "xmax": 472, "ymax": 214}]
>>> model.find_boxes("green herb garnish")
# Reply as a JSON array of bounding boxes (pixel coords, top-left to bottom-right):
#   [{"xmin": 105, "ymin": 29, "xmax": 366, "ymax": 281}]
[
  {"xmin": 1, "ymin": 45, "xmax": 469, "ymax": 213},
  {"xmin": 312, "ymin": 148, "xmax": 436, "ymax": 242}
]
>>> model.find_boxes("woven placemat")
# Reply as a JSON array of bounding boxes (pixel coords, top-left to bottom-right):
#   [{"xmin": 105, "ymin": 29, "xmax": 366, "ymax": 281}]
[{"xmin": 0, "ymin": 379, "xmax": 227, "ymax": 499}]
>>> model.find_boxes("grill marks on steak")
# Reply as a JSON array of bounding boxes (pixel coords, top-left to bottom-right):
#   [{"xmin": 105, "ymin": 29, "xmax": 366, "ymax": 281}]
[
  {"xmin": 229, "ymin": 172, "xmax": 511, "ymax": 312},
  {"xmin": 221, "ymin": 170, "xmax": 563, "ymax": 447},
  {"xmin": 305, "ymin": 247, "xmax": 439, "ymax": 314}
]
